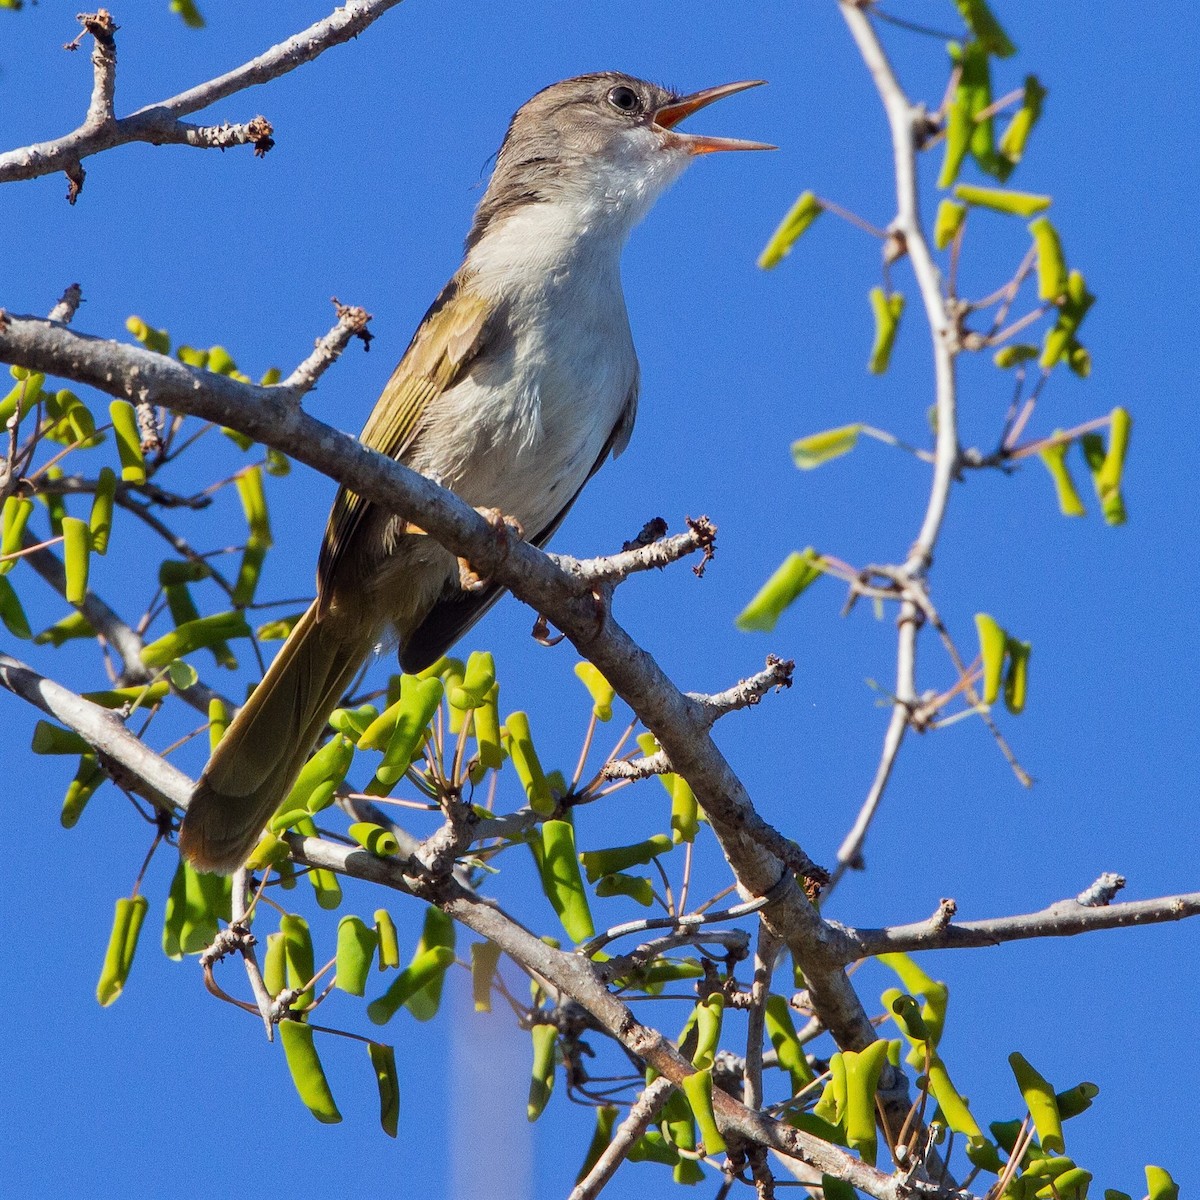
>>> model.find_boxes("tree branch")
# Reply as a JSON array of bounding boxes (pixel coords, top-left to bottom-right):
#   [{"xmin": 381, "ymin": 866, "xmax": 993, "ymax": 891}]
[
  {"xmin": 0, "ymin": 0, "xmax": 406, "ymax": 197},
  {"xmin": 842, "ymin": 888, "xmax": 1200, "ymax": 960},
  {"xmin": 827, "ymin": 0, "xmax": 963, "ymax": 894},
  {"xmin": 0, "ymin": 310, "xmax": 875, "ymax": 1061}
]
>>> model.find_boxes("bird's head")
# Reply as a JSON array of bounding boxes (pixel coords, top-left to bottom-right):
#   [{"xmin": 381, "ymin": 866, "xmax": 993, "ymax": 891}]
[{"xmin": 467, "ymin": 72, "xmax": 773, "ymax": 250}]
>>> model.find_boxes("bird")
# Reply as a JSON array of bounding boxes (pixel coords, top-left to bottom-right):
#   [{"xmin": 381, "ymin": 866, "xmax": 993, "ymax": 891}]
[{"xmin": 179, "ymin": 71, "xmax": 772, "ymax": 874}]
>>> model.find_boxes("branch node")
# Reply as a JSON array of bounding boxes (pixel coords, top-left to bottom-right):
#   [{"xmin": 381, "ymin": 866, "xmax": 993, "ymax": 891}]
[
  {"xmin": 1077, "ymin": 873, "xmax": 1126, "ymax": 908},
  {"xmin": 621, "ymin": 516, "xmax": 668, "ymax": 552},
  {"xmin": 48, "ymin": 283, "xmax": 84, "ymax": 325},
  {"xmin": 602, "ymin": 749, "xmax": 672, "ymax": 781},
  {"xmin": 246, "ymin": 114, "xmax": 276, "ymax": 157}
]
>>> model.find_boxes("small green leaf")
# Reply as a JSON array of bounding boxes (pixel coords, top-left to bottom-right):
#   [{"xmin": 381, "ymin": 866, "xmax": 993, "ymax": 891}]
[
  {"xmin": 1028, "ymin": 217, "xmax": 1068, "ymax": 302},
  {"xmin": 954, "ymin": 184, "xmax": 1051, "ymax": 216},
  {"xmin": 96, "ymin": 895, "xmax": 149, "ymax": 1007},
  {"xmin": 170, "ymin": 0, "xmax": 205, "ymax": 29},
  {"xmin": 974, "ymin": 613, "xmax": 1007, "ymax": 705},
  {"xmin": 167, "ymin": 659, "xmax": 199, "ymax": 690},
  {"xmin": 594, "ymin": 872, "xmax": 654, "ymax": 907},
  {"xmin": 504, "ymin": 710, "xmax": 555, "ymax": 814},
  {"xmin": 934, "ymin": 199, "xmax": 967, "ymax": 250},
  {"xmin": 579, "ymin": 834, "xmax": 673, "ymax": 883},
  {"xmin": 278, "ymin": 1021, "xmax": 342, "ymax": 1124},
  {"xmin": 953, "ymin": 0, "xmax": 1016, "ymax": 57},
  {"xmin": 1009, "ymin": 1051, "xmax": 1064, "ymax": 1154},
  {"xmin": 108, "ymin": 400, "xmax": 146, "ymax": 484},
  {"xmin": 868, "ymin": 287, "xmax": 905, "ymax": 373},
  {"xmin": 1037, "ymin": 438, "xmax": 1087, "ymax": 517},
  {"xmin": 573, "ymin": 661, "xmax": 615, "ymax": 721},
  {"xmin": 368, "ymin": 1042, "xmax": 399, "ymax": 1137},
  {"xmin": 736, "ymin": 548, "xmax": 824, "ymax": 633},
  {"xmin": 758, "ymin": 190, "xmax": 823, "ymax": 269},
  {"xmin": 527, "ymin": 1023, "xmax": 557, "ymax": 1122},
  {"xmin": 993, "ymin": 343, "xmax": 1040, "ymax": 369},
  {"xmin": 791, "ymin": 424, "xmax": 863, "ymax": 470}
]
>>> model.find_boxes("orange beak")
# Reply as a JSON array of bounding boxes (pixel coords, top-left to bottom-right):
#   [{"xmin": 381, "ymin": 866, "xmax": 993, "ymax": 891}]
[{"xmin": 653, "ymin": 79, "xmax": 776, "ymax": 155}]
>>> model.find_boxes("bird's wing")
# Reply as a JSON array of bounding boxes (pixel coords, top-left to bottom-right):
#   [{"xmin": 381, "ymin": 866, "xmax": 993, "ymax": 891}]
[
  {"xmin": 317, "ymin": 276, "xmax": 494, "ymax": 608},
  {"xmin": 398, "ymin": 376, "xmax": 640, "ymax": 674}
]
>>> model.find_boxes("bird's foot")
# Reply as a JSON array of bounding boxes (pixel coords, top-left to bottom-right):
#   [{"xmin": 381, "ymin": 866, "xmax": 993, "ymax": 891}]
[{"xmin": 457, "ymin": 508, "xmax": 525, "ymax": 592}]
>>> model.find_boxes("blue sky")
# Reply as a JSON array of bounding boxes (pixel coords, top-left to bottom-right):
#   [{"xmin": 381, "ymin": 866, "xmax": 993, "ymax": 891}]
[{"xmin": 1, "ymin": 2, "xmax": 1197, "ymax": 1197}]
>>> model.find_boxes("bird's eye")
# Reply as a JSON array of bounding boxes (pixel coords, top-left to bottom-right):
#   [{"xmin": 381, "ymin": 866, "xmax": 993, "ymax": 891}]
[{"xmin": 607, "ymin": 85, "xmax": 641, "ymax": 114}]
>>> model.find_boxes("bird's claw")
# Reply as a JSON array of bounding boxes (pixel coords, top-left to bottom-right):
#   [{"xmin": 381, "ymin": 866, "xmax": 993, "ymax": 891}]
[{"xmin": 457, "ymin": 508, "xmax": 525, "ymax": 592}]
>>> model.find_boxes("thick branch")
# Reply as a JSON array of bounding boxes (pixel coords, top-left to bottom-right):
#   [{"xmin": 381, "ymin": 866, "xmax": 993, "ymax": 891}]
[{"xmin": 0, "ymin": 311, "xmax": 873, "ymax": 1057}]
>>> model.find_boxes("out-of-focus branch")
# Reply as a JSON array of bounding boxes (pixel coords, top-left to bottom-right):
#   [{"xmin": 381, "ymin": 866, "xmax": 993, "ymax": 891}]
[
  {"xmin": 828, "ymin": 1, "xmax": 963, "ymax": 891},
  {"xmin": 0, "ymin": 1, "xmax": 406, "ymax": 198}
]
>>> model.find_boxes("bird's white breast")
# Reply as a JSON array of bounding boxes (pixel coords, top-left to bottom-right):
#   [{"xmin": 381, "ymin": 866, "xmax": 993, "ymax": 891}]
[{"xmin": 412, "ymin": 197, "xmax": 641, "ymax": 538}]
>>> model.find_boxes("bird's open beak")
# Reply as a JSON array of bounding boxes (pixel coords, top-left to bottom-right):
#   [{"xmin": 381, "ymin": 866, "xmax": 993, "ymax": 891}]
[{"xmin": 653, "ymin": 80, "xmax": 776, "ymax": 155}]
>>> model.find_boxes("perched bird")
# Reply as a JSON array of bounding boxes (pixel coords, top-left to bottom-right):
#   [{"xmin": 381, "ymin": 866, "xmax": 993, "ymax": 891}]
[{"xmin": 180, "ymin": 71, "xmax": 772, "ymax": 873}]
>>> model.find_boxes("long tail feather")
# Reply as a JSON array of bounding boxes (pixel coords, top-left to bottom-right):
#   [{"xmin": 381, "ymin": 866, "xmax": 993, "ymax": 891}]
[{"xmin": 179, "ymin": 601, "xmax": 375, "ymax": 873}]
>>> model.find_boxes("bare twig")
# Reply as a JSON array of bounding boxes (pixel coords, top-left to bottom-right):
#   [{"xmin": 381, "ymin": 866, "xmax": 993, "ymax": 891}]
[
  {"xmin": 552, "ymin": 516, "xmax": 717, "ymax": 587},
  {"xmin": 689, "ymin": 656, "xmax": 795, "ymax": 726},
  {"xmin": 282, "ymin": 298, "xmax": 374, "ymax": 397},
  {"xmin": 826, "ymin": 1, "xmax": 964, "ymax": 900},
  {"xmin": 602, "ymin": 750, "xmax": 671, "ymax": 781},
  {"xmin": 48, "ymin": 284, "xmax": 84, "ymax": 325},
  {"xmin": 568, "ymin": 1077, "xmax": 674, "ymax": 1200},
  {"xmin": 843, "ymin": 888, "xmax": 1200, "ymax": 960},
  {"xmin": 0, "ymin": 0, "xmax": 406, "ymax": 196}
]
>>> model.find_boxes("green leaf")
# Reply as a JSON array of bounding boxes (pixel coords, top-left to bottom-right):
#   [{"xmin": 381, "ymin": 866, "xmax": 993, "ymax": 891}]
[
  {"xmin": 1146, "ymin": 1167, "xmax": 1179, "ymax": 1200},
  {"xmin": 278, "ymin": 1021, "xmax": 342, "ymax": 1124},
  {"xmin": 999, "ymin": 76, "xmax": 1047, "ymax": 168},
  {"xmin": 791, "ymin": 424, "xmax": 863, "ymax": 470},
  {"xmin": 579, "ymin": 834, "xmax": 673, "ymax": 883},
  {"xmin": 534, "ymin": 819, "xmax": 595, "ymax": 942},
  {"xmin": 167, "ymin": 659, "xmax": 199, "ymax": 690},
  {"xmin": 974, "ymin": 613, "xmax": 1007, "ymax": 704},
  {"xmin": 108, "ymin": 400, "xmax": 146, "ymax": 484},
  {"xmin": 95, "ymin": 895, "xmax": 148, "ymax": 1006},
  {"xmin": 335, "ymin": 916, "xmax": 379, "ymax": 996},
  {"xmin": 1009, "ymin": 1051, "xmax": 1064, "ymax": 1154},
  {"xmin": 140, "ymin": 610, "xmax": 251, "ymax": 668},
  {"xmin": 954, "ymin": 184, "xmax": 1051, "ymax": 216},
  {"xmin": 368, "ymin": 1042, "xmax": 399, "ymax": 1137},
  {"xmin": 527, "ymin": 1023, "xmax": 557, "ymax": 1122},
  {"xmin": 1037, "ymin": 438, "xmax": 1087, "ymax": 517},
  {"xmin": 993, "ymin": 343, "xmax": 1040, "ymax": 369},
  {"xmin": 868, "ymin": 287, "xmax": 905, "ymax": 373},
  {"xmin": 953, "ymin": 0, "xmax": 1016, "ymax": 57},
  {"xmin": 573, "ymin": 661, "xmax": 615, "ymax": 721},
  {"xmin": 594, "ymin": 872, "xmax": 654, "ymax": 907},
  {"xmin": 735, "ymin": 548, "xmax": 824, "ymax": 633},
  {"xmin": 1029, "ymin": 216, "xmax": 1068, "ymax": 301},
  {"xmin": 170, "ymin": 0, "xmax": 205, "ymax": 28},
  {"xmin": 0, "ymin": 575, "xmax": 32, "ymax": 639},
  {"xmin": 504, "ymin": 710, "xmax": 555, "ymax": 814},
  {"xmin": 758, "ymin": 190, "xmax": 823, "ymax": 269},
  {"xmin": 680, "ymin": 1068, "xmax": 726, "ymax": 1155},
  {"xmin": 934, "ymin": 199, "xmax": 967, "ymax": 250}
]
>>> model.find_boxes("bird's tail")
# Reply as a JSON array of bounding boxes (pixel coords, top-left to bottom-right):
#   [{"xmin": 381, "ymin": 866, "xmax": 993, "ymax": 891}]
[{"xmin": 179, "ymin": 600, "xmax": 376, "ymax": 874}]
